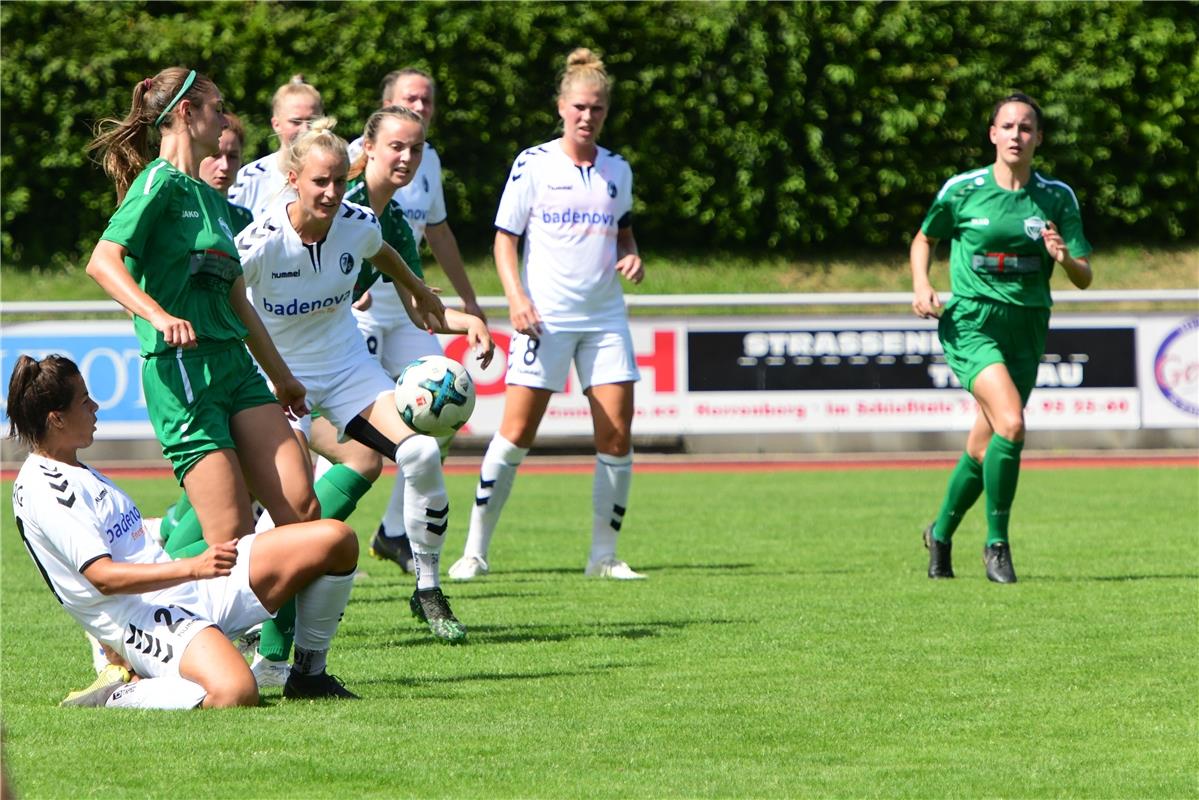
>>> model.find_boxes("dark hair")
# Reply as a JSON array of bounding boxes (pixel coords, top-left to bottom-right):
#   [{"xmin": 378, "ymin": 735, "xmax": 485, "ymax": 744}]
[
  {"xmin": 224, "ymin": 110, "xmax": 246, "ymax": 147},
  {"xmin": 348, "ymin": 105, "xmax": 425, "ymax": 180},
  {"xmin": 990, "ymin": 92, "xmax": 1044, "ymax": 131},
  {"xmin": 380, "ymin": 68, "xmax": 435, "ymax": 105},
  {"xmin": 87, "ymin": 67, "xmax": 219, "ymax": 202},
  {"xmin": 6, "ymin": 355, "xmax": 83, "ymax": 448}
]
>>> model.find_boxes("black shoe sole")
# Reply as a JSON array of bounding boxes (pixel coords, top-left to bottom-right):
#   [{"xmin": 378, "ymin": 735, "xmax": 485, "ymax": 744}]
[{"xmin": 924, "ymin": 523, "xmax": 954, "ymax": 579}]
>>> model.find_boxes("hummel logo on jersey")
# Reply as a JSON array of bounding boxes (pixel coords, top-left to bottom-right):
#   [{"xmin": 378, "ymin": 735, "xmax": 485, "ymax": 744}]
[
  {"xmin": 339, "ymin": 252, "xmax": 355, "ymax": 275},
  {"xmin": 517, "ymin": 159, "xmax": 528, "ymax": 168},
  {"xmin": 271, "ymin": 270, "xmax": 301, "ymax": 279},
  {"xmin": 96, "ymin": 489, "xmax": 109, "ymax": 503},
  {"xmin": 548, "ymin": 185, "xmax": 572, "ymax": 191},
  {"xmin": 181, "ymin": 210, "xmax": 200, "ymax": 219}
]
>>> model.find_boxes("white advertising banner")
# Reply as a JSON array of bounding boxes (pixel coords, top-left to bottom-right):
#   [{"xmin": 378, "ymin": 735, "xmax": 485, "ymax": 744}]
[
  {"xmin": 0, "ymin": 313, "xmax": 1180, "ymax": 439},
  {"xmin": 1136, "ymin": 315, "xmax": 1199, "ymax": 429}
]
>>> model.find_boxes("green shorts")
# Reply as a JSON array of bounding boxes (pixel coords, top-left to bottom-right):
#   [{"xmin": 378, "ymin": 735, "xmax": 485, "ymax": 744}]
[
  {"xmin": 142, "ymin": 342, "xmax": 279, "ymax": 483},
  {"xmin": 938, "ymin": 296, "xmax": 1050, "ymax": 404}
]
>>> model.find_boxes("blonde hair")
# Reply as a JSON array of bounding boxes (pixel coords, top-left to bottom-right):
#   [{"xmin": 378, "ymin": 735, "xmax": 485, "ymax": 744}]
[
  {"xmin": 272, "ymin": 74, "xmax": 323, "ymax": 117},
  {"xmin": 348, "ymin": 105, "xmax": 425, "ymax": 180},
  {"xmin": 558, "ymin": 47, "xmax": 610, "ymax": 101},
  {"xmin": 281, "ymin": 116, "xmax": 347, "ymax": 178},
  {"xmin": 87, "ymin": 67, "xmax": 218, "ymax": 201}
]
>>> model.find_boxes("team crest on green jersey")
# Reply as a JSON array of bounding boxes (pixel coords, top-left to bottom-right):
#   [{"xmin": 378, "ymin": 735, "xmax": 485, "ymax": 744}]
[{"xmin": 1023, "ymin": 216, "xmax": 1046, "ymax": 240}]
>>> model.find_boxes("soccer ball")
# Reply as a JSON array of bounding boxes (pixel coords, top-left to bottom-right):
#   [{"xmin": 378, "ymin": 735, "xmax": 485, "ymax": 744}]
[{"xmin": 393, "ymin": 355, "xmax": 476, "ymax": 436}]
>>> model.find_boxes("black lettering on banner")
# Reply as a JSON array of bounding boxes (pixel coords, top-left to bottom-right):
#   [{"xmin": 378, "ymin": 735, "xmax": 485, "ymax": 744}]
[
  {"xmin": 523, "ymin": 338, "xmax": 540, "ymax": 366},
  {"xmin": 687, "ymin": 327, "xmax": 1136, "ymax": 392}
]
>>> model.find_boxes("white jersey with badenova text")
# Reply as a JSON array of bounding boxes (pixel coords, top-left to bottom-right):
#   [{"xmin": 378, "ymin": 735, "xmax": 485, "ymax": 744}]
[
  {"xmin": 237, "ymin": 200, "xmax": 384, "ymax": 374},
  {"xmin": 228, "ymin": 154, "xmax": 292, "ymax": 220},
  {"xmin": 12, "ymin": 456, "xmax": 201, "ymax": 650},
  {"xmin": 495, "ymin": 138, "xmax": 634, "ymax": 331}
]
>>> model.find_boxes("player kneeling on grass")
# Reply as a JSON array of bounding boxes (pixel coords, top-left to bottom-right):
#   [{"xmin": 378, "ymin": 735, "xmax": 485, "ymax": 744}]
[{"xmin": 8, "ymin": 354, "xmax": 360, "ymax": 707}]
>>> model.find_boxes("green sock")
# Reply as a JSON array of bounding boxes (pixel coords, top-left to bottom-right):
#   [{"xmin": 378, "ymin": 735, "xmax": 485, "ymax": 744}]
[
  {"xmin": 164, "ymin": 506, "xmax": 204, "ymax": 559},
  {"xmin": 933, "ymin": 452, "xmax": 984, "ymax": 542},
  {"xmin": 257, "ymin": 599, "xmax": 296, "ymax": 662},
  {"xmin": 313, "ymin": 463, "xmax": 374, "ymax": 521},
  {"xmin": 983, "ymin": 433, "xmax": 1024, "ymax": 546},
  {"xmin": 171, "ymin": 538, "xmax": 210, "ymax": 559},
  {"xmin": 158, "ymin": 491, "xmax": 192, "ymax": 544}
]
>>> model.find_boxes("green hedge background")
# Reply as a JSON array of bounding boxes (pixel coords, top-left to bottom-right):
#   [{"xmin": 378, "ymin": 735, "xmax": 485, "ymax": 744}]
[{"xmin": 2, "ymin": 1, "xmax": 1196, "ymax": 268}]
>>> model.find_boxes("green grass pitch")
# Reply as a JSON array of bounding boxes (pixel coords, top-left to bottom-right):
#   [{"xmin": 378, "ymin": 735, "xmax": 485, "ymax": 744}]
[{"xmin": 2, "ymin": 463, "xmax": 1196, "ymax": 798}]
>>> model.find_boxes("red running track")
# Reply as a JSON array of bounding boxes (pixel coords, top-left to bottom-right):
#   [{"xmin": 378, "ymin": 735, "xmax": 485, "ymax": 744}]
[{"xmin": 6, "ymin": 453, "xmax": 1193, "ymax": 481}]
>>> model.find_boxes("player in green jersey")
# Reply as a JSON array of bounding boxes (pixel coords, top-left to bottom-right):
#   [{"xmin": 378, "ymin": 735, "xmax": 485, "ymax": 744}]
[
  {"xmin": 910, "ymin": 92, "xmax": 1093, "ymax": 583},
  {"xmin": 154, "ymin": 111, "xmax": 257, "ymax": 549},
  {"xmin": 84, "ymin": 67, "xmax": 320, "ymax": 551}
]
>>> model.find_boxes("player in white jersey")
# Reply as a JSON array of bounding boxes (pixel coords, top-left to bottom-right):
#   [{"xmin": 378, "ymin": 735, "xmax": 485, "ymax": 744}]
[
  {"xmin": 228, "ymin": 76, "xmax": 322, "ymax": 219},
  {"xmin": 450, "ymin": 48, "xmax": 646, "ymax": 581},
  {"xmin": 8, "ymin": 354, "xmax": 360, "ymax": 706},
  {"xmin": 239, "ymin": 119, "xmax": 490, "ymax": 641},
  {"xmin": 346, "ymin": 68, "xmax": 488, "ymax": 575}
]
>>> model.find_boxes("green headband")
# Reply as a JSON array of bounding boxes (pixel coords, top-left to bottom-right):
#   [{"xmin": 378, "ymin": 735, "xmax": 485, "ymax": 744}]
[{"xmin": 154, "ymin": 70, "xmax": 197, "ymax": 127}]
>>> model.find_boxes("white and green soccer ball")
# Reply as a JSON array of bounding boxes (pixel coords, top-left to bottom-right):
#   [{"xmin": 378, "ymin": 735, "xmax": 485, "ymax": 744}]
[{"xmin": 393, "ymin": 355, "xmax": 476, "ymax": 436}]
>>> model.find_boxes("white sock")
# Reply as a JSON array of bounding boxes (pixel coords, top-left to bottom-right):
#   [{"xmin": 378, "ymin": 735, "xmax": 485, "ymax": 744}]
[
  {"xmin": 463, "ymin": 435, "xmax": 528, "ymax": 561},
  {"xmin": 590, "ymin": 451, "xmax": 633, "ymax": 564},
  {"xmin": 396, "ymin": 436, "xmax": 449, "ymax": 590},
  {"xmin": 380, "ymin": 472, "xmax": 407, "ymax": 539},
  {"xmin": 312, "ymin": 454, "xmax": 334, "ymax": 483},
  {"xmin": 254, "ymin": 503, "xmax": 273, "ymax": 533},
  {"xmin": 381, "ymin": 433, "xmax": 453, "ymax": 539},
  {"xmin": 105, "ymin": 677, "xmax": 207, "ymax": 709},
  {"xmin": 293, "ymin": 572, "xmax": 355, "ymax": 672},
  {"xmin": 87, "ymin": 632, "xmax": 107, "ymax": 674}
]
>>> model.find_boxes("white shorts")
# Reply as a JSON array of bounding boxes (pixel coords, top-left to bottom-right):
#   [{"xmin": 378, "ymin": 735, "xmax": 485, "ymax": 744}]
[
  {"xmin": 505, "ymin": 324, "xmax": 640, "ymax": 393},
  {"xmin": 290, "ymin": 347, "xmax": 395, "ymax": 439},
  {"xmin": 116, "ymin": 534, "xmax": 270, "ymax": 679},
  {"xmin": 353, "ymin": 291, "xmax": 443, "ymax": 379}
]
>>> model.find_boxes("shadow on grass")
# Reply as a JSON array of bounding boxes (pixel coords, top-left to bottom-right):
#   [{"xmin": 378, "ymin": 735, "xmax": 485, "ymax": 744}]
[
  {"xmin": 1030, "ymin": 573, "xmax": 1199, "ymax": 583},
  {"xmin": 355, "ymin": 617, "xmax": 742, "ymax": 648}
]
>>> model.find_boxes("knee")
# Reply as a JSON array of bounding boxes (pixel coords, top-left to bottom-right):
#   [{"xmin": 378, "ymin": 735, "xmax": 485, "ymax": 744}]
[
  {"xmin": 202, "ymin": 675, "xmax": 260, "ymax": 708},
  {"xmin": 993, "ymin": 412, "xmax": 1025, "ymax": 442},
  {"xmin": 596, "ymin": 428, "xmax": 632, "ymax": 457},
  {"xmin": 396, "ymin": 435, "xmax": 441, "ymax": 476},
  {"xmin": 344, "ymin": 452, "xmax": 383, "ymax": 482},
  {"xmin": 323, "ymin": 520, "xmax": 359, "ymax": 572}
]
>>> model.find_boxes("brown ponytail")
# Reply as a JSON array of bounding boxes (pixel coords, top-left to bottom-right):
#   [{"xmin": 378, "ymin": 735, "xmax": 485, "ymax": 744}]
[
  {"xmin": 87, "ymin": 67, "xmax": 218, "ymax": 201},
  {"xmin": 6, "ymin": 355, "xmax": 82, "ymax": 449}
]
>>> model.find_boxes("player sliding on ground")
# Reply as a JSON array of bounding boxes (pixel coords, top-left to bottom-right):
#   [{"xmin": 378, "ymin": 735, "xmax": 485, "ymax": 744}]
[
  {"xmin": 8, "ymin": 355, "xmax": 360, "ymax": 706},
  {"xmin": 911, "ymin": 92, "xmax": 1093, "ymax": 582}
]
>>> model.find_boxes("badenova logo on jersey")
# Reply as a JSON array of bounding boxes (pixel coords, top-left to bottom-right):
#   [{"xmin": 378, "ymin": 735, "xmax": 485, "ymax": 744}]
[
  {"xmin": 260, "ymin": 290, "xmax": 352, "ymax": 316},
  {"xmin": 1154, "ymin": 317, "xmax": 1199, "ymax": 415},
  {"xmin": 541, "ymin": 208, "xmax": 617, "ymax": 227}
]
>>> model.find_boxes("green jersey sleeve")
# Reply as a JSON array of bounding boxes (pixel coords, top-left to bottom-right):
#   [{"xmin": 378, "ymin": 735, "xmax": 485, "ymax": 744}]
[
  {"xmin": 1052, "ymin": 190, "xmax": 1092, "ymax": 261},
  {"xmin": 920, "ymin": 190, "xmax": 957, "ymax": 240},
  {"xmin": 99, "ymin": 161, "xmax": 172, "ymax": 258}
]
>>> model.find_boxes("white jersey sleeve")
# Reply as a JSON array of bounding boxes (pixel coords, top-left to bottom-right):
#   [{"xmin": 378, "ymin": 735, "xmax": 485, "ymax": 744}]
[
  {"xmin": 228, "ymin": 154, "xmax": 289, "ymax": 219},
  {"xmin": 494, "ymin": 146, "xmax": 540, "ymax": 236}
]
